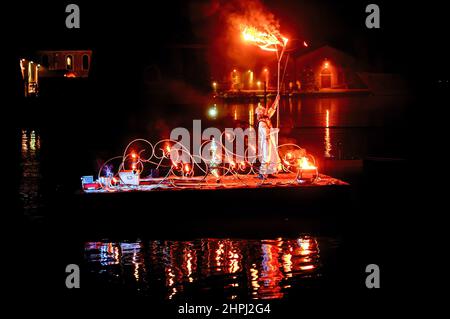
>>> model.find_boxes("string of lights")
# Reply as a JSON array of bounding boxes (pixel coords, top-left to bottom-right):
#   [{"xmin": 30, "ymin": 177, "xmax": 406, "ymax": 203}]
[{"xmin": 95, "ymin": 132, "xmax": 319, "ymax": 191}]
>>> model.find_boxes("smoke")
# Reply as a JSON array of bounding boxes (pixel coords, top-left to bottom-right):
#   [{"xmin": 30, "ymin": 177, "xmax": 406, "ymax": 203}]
[
  {"xmin": 205, "ymin": 0, "xmax": 282, "ymax": 79},
  {"xmin": 227, "ymin": 0, "xmax": 280, "ymax": 33}
]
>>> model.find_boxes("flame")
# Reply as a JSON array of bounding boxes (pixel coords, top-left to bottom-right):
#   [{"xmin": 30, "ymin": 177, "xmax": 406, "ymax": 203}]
[
  {"xmin": 164, "ymin": 145, "xmax": 171, "ymax": 157},
  {"xmin": 298, "ymin": 157, "xmax": 316, "ymax": 170},
  {"xmin": 241, "ymin": 25, "xmax": 288, "ymax": 52}
]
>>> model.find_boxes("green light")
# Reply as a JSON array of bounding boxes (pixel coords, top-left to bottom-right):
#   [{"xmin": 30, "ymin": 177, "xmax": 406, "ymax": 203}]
[{"xmin": 208, "ymin": 105, "xmax": 218, "ymax": 118}]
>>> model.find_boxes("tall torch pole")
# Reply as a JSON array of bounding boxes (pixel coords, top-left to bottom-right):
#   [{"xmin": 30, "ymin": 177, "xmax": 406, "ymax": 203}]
[{"xmin": 276, "ymin": 43, "xmax": 287, "ymax": 128}]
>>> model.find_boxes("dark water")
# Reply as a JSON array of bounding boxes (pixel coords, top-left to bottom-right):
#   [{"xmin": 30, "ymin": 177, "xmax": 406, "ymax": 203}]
[
  {"xmin": 213, "ymin": 95, "xmax": 408, "ymax": 159},
  {"xmin": 20, "ymin": 94, "xmax": 409, "ymax": 300}
]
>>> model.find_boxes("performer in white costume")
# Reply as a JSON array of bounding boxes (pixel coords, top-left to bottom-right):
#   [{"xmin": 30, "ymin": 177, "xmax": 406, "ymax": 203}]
[{"xmin": 255, "ymin": 95, "xmax": 281, "ymax": 179}]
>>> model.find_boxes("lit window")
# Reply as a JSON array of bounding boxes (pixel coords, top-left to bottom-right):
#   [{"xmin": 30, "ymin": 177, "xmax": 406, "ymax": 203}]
[{"xmin": 66, "ymin": 55, "xmax": 73, "ymax": 70}]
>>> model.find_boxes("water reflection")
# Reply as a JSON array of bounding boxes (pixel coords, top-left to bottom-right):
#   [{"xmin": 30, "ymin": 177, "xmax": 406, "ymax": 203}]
[
  {"xmin": 20, "ymin": 129, "xmax": 42, "ymax": 213},
  {"xmin": 325, "ymin": 109, "xmax": 332, "ymax": 158},
  {"xmin": 211, "ymin": 95, "xmax": 407, "ymax": 159},
  {"xmin": 84, "ymin": 236, "xmax": 322, "ymax": 300}
]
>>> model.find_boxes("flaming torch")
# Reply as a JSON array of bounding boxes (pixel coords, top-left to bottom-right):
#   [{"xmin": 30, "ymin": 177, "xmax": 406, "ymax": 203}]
[{"xmin": 242, "ymin": 25, "xmax": 288, "ymax": 128}]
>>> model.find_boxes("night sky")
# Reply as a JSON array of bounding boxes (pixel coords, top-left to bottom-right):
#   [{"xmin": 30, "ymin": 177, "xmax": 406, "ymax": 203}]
[
  {"xmin": 10, "ymin": 0, "xmax": 448, "ymax": 141},
  {"xmin": 13, "ymin": 0, "xmax": 448, "ymax": 79}
]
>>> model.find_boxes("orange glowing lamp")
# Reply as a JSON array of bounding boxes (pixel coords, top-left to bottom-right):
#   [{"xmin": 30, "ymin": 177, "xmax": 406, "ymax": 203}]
[
  {"xmin": 297, "ymin": 157, "xmax": 318, "ymax": 183},
  {"xmin": 298, "ymin": 157, "xmax": 316, "ymax": 170},
  {"xmin": 164, "ymin": 145, "xmax": 171, "ymax": 157},
  {"xmin": 300, "ymin": 265, "xmax": 315, "ymax": 271}
]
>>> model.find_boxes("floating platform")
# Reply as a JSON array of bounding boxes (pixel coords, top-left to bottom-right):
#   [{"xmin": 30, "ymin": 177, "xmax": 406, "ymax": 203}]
[
  {"xmin": 82, "ymin": 172, "xmax": 348, "ymax": 194},
  {"xmin": 70, "ymin": 172, "xmax": 351, "ymax": 237}
]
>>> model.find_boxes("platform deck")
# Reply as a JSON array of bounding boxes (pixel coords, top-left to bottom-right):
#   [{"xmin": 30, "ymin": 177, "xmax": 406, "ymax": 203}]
[{"xmin": 83, "ymin": 173, "xmax": 348, "ymax": 194}]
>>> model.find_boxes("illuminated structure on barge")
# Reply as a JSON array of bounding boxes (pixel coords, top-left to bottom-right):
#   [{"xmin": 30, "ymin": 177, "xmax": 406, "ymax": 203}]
[{"xmin": 81, "ymin": 132, "xmax": 346, "ymax": 193}]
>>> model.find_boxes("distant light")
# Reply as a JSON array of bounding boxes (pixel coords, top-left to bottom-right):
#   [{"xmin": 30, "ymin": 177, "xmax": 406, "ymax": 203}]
[
  {"xmin": 263, "ymin": 68, "xmax": 268, "ymax": 72},
  {"xmin": 300, "ymin": 265, "xmax": 315, "ymax": 271},
  {"xmin": 208, "ymin": 105, "xmax": 218, "ymax": 118},
  {"xmin": 233, "ymin": 69, "xmax": 237, "ymax": 73},
  {"xmin": 212, "ymin": 81, "xmax": 217, "ymax": 87},
  {"xmin": 324, "ymin": 61, "xmax": 329, "ymax": 69}
]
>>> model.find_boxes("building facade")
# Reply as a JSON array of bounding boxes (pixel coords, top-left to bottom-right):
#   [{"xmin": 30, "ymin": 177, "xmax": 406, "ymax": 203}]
[
  {"xmin": 292, "ymin": 45, "xmax": 364, "ymax": 91},
  {"xmin": 37, "ymin": 50, "xmax": 92, "ymax": 78}
]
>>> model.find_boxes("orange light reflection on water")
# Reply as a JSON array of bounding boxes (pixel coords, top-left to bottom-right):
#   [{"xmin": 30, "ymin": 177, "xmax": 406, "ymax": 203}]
[{"xmin": 84, "ymin": 236, "xmax": 321, "ymax": 300}]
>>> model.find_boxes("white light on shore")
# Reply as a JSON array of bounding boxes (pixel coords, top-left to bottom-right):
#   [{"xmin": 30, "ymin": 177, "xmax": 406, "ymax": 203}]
[{"xmin": 208, "ymin": 105, "xmax": 218, "ymax": 118}]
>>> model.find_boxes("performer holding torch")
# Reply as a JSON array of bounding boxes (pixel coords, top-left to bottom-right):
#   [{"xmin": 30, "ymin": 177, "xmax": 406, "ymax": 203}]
[{"xmin": 255, "ymin": 94, "xmax": 281, "ymax": 179}]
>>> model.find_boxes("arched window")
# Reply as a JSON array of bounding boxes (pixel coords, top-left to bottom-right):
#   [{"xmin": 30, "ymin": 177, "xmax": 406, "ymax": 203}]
[
  {"xmin": 66, "ymin": 55, "xmax": 73, "ymax": 70},
  {"xmin": 41, "ymin": 54, "xmax": 49, "ymax": 68},
  {"xmin": 82, "ymin": 54, "xmax": 89, "ymax": 70}
]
